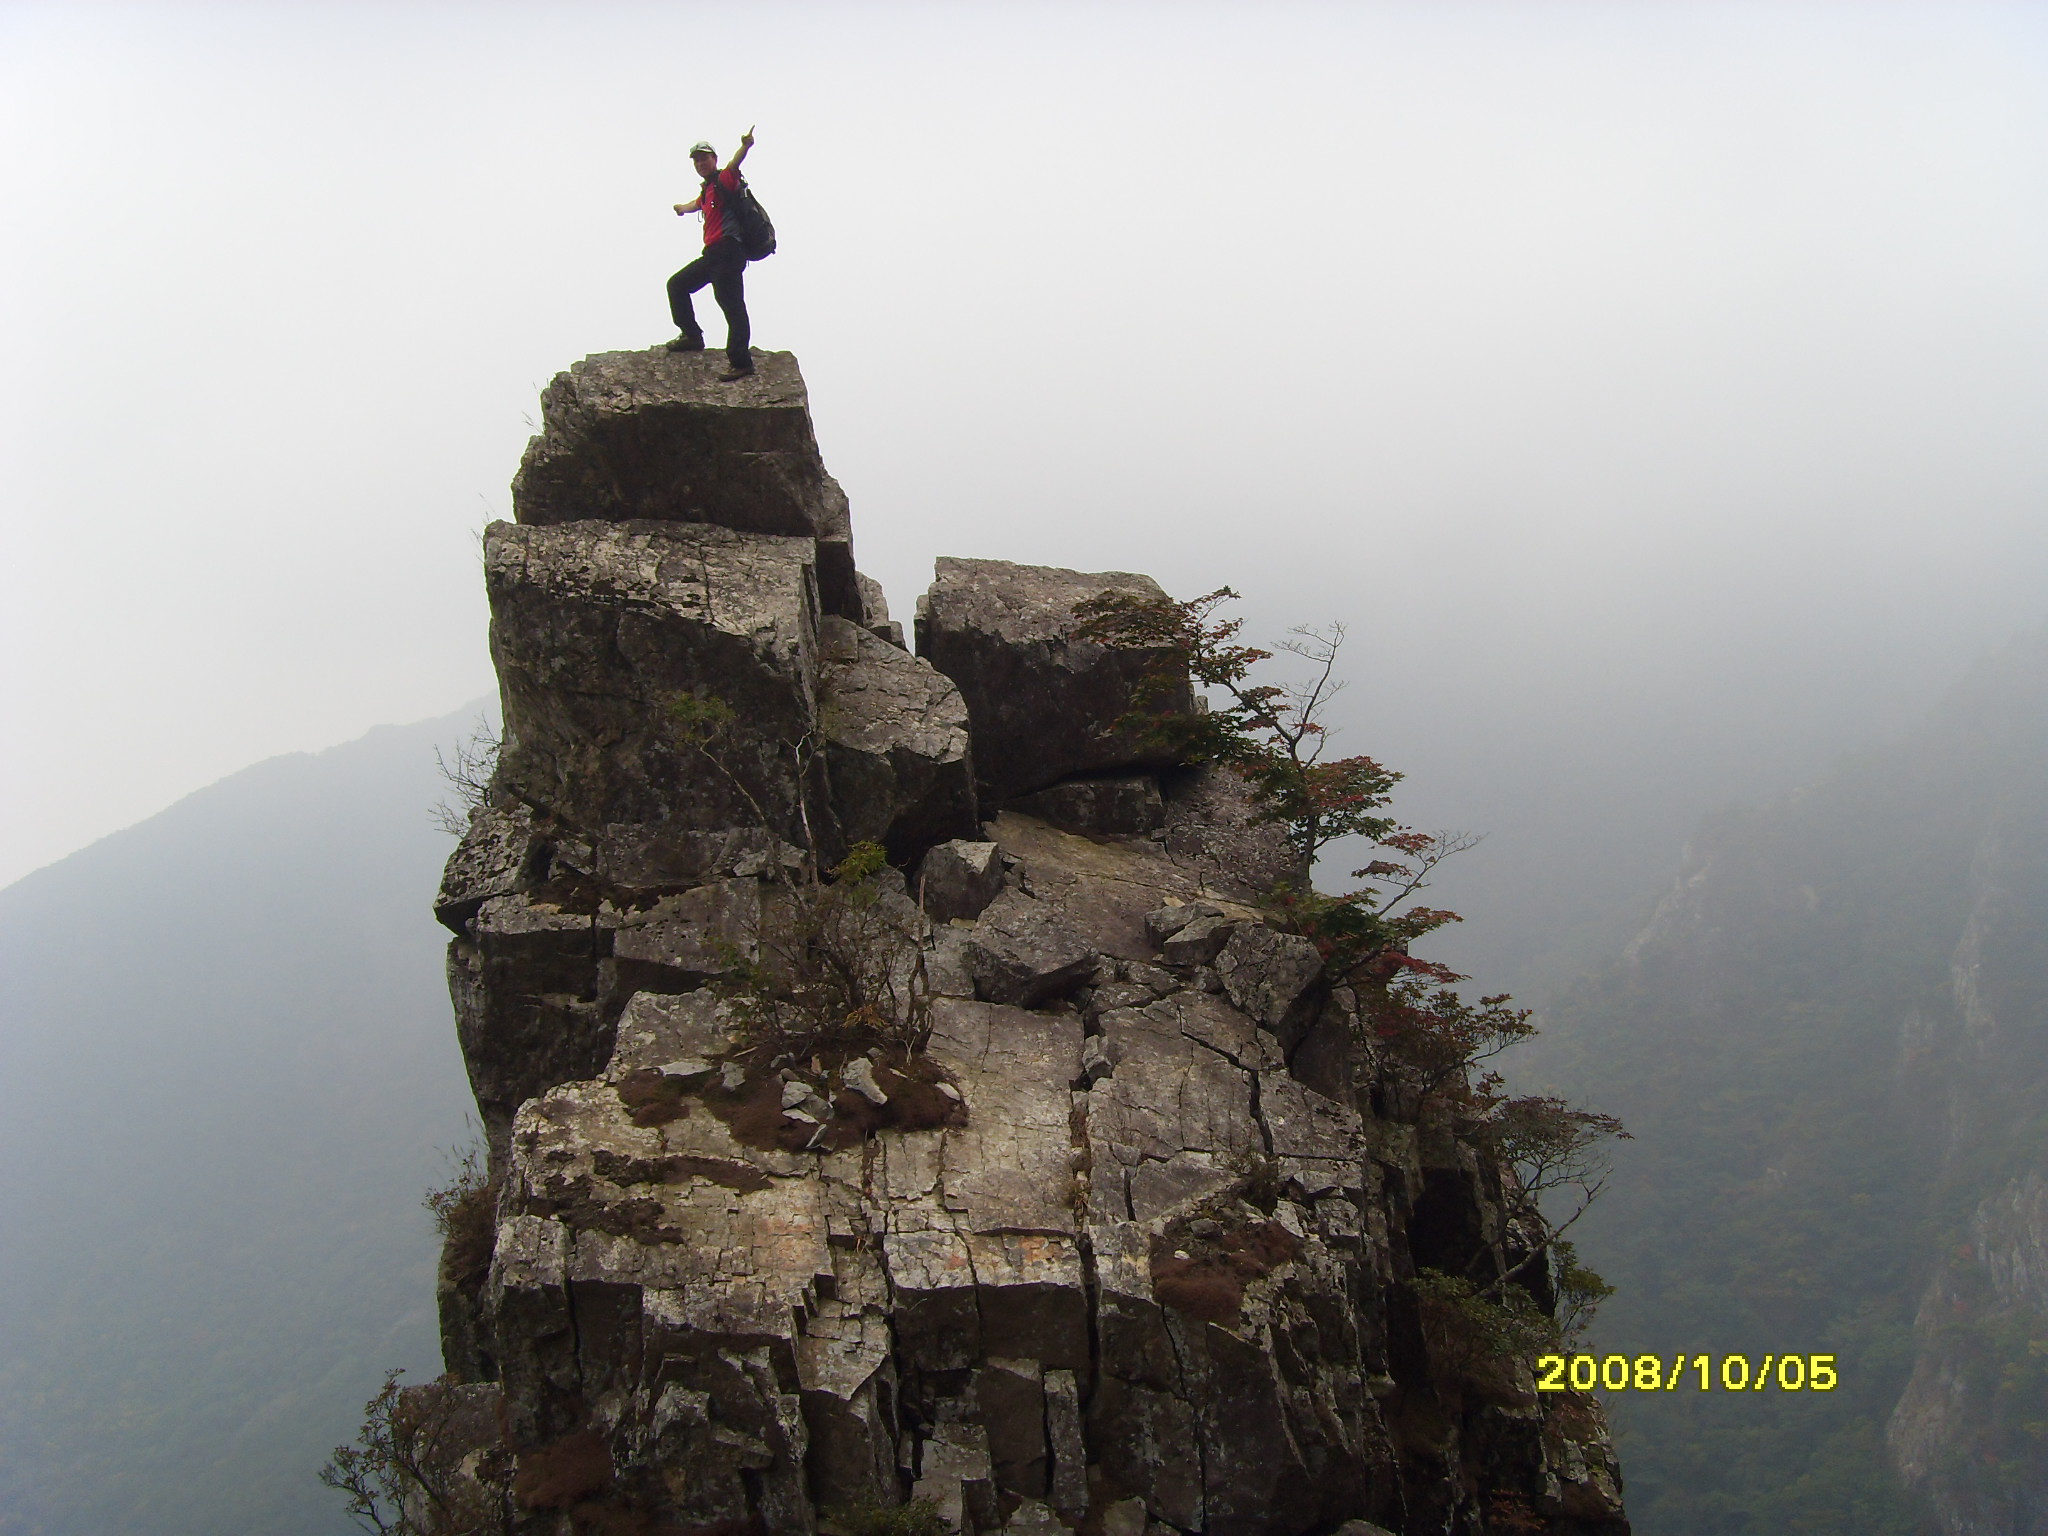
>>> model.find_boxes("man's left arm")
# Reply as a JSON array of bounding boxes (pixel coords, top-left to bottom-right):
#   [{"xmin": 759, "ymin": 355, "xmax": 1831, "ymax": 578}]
[{"xmin": 724, "ymin": 126, "xmax": 755, "ymax": 177}]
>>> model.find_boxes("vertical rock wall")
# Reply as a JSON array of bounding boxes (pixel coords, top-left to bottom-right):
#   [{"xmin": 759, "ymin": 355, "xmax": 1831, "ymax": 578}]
[{"xmin": 426, "ymin": 346, "xmax": 1630, "ymax": 1535}]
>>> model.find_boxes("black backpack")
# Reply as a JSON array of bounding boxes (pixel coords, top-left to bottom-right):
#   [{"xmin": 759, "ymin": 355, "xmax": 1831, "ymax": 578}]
[{"xmin": 727, "ymin": 179, "xmax": 776, "ymax": 261}]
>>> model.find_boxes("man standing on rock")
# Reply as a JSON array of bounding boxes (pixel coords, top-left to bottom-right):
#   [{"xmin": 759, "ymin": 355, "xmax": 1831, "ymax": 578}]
[{"xmin": 668, "ymin": 128, "xmax": 757, "ymax": 381}]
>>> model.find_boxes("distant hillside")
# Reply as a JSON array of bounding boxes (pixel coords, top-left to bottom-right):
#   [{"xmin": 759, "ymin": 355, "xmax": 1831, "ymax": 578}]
[
  {"xmin": 1524, "ymin": 627, "xmax": 2048, "ymax": 1535},
  {"xmin": 0, "ymin": 707, "xmax": 486, "ymax": 1536}
]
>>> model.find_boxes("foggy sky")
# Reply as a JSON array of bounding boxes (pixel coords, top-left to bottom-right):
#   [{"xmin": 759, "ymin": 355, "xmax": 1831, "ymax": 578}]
[{"xmin": 4, "ymin": 0, "xmax": 2046, "ymax": 986}]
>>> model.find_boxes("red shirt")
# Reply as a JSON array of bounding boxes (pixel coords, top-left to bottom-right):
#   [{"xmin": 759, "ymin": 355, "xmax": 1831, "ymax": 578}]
[{"xmin": 700, "ymin": 168, "xmax": 742, "ymax": 247}]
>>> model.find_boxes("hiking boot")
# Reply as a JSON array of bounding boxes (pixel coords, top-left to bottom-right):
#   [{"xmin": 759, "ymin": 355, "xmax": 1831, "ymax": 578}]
[
  {"xmin": 718, "ymin": 362, "xmax": 755, "ymax": 381},
  {"xmin": 666, "ymin": 333, "xmax": 705, "ymax": 353}
]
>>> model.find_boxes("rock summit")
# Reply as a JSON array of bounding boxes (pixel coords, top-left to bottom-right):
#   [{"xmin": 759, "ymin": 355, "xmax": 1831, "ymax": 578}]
[{"xmin": 424, "ymin": 347, "xmax": 1630, "ymax": 1536}]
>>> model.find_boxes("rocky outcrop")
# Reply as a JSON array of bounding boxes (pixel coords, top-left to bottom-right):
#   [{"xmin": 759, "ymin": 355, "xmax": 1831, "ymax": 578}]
[
  {"xmin": 1890, "ymin": 1171, "xmax": 2048, "ymax": 1535},
  {"xmin": 425, "ymin": 346, "xmax": 1628, "ymax": 1535},
  {"xmin": 1886, "ymin": 796, "xmax": 2048, "ymax": 1534}
]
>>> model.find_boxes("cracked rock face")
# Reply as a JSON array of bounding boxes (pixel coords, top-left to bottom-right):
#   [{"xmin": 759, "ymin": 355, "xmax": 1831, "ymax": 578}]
[
  {"xmin": 445, "ymin": 808, "xmax": 1628, "ymax": 1535},
  {"xmin": 427, "ymin": 349, "xmax": 1629, "ymax": 1536},
  {"xmin": 488, "ymin": 518, "xmax": 826, "ymax": 851}
]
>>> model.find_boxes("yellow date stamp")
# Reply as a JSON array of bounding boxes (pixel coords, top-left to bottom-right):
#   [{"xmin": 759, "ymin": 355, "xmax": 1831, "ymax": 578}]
[{"xmin": 1535, "ymin": 1354, "xmax": 1840, "ymax": 1393}]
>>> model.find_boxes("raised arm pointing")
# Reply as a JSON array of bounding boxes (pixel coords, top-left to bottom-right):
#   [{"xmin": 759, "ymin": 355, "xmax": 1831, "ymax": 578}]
[{"xmin": 726, "ymin": 126, "xmax": 755, "ymax": 175}]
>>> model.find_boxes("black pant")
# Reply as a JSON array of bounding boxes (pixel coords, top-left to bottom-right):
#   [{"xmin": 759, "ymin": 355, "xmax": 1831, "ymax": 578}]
[{"xmin": 667, "ymin": 241, "xmax": 749, "ymax": 367}]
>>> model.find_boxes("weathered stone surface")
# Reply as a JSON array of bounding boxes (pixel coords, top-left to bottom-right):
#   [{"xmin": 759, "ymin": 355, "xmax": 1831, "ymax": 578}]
[
  {"xmin": 434, "ymin": 801, "xmax": 536, "ymax": 932},
  {"xmin": 449, "ymin": 895, "xmax": 608, "ymax": 1148},
  {"xmin": 605, "ymin": 877, "xmax": 762, "ymax": 992},
  {"xmin": 1217, "ymin": 923, "xmax": 1325, "ymax": 1051},
  {"xmin": 1011, "ymin": 774, "xmax": 1166, "ymax": 836},
  {"xmin": 435, "ymin": 348, "xmax": 1630, "ymax": 1536},
  {"xmin": 605, "ymin": 988, "xmax": 740, "ymax": 1080},
  {"xmin": 961, "ymin": 888, "xmax": 1098, "ymax": 1007},
  {"xmin": 1160, "ymin": 913, "xmax": 1239, "ymax": 967},
  {"xmin": 985, "ymin": 813, "xmax": 1266, "ymax": 968},
  {"xmin": 917, "ymin": 839, "xmax": 1006, "ymax": 924},
  {"xmin": 817, "ymin": 615, "xmax": 978, "ymax": 859},
  {"xmin": 487, "ymin": 519, "xmax": 824, "ymax": 851},
  {"xmin": 917, "ymin": 558, "xmax": 1195, "ymax": 802},
  {"xmin": 1145, "ymin": 900, "xmax": 1225, "ymax": 948},
  {"xmin": 511, "ymin": 346, "xmax": 858, "ymax": 616},
  {"xmin": 1161, "ymin": 763, "xmax": 1309, "ymax": 897},
  {"xmin": 452, "ymin": 812, "xmax": 1629, "ymax": 1534}
]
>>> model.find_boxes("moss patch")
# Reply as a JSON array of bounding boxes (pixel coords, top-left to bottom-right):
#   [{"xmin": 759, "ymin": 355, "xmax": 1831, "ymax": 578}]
[
  {"xmin": 700, "ymin": 1047, "xmax": 968, "ymax": 1154},
  {"xmin": 1149, "ymin": 1217, "xmax": 1304, "ymax": 1325},
  {"xmin": 614, "ymin": 1068, "xmax": 692, "ymax": 1127}
]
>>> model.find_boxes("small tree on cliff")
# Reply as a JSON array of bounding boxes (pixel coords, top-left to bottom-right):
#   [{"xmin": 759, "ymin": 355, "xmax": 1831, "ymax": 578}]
[
  {"xmin": 1075, "ymin": 585, "xmax": 1498, "ymax": 1062},
  {"xmin": 319, "ymin": 1370, "xmax": 512, "ymax": 1535},
  {"xmin": 665, "ymin": 691, "xmax": 937, "ymax": 1067}
]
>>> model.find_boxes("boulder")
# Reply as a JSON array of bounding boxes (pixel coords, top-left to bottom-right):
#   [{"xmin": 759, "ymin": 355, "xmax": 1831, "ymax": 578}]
[
  {"xmin": 1216, "ymin": 924, "xmax": 1326, "ymax": 1052},
  {"xmin": 916, "ymin": 558, "xmax": 1195, "ymax": 802},
  {"xmin": 605, "ymin": 878, "xmax": 763, "ymax": 992},
  {"xmin": 1010, "ymin": 774, "xmax": 1166, "ymax": 836},
  {"xmin": 1144, "ymin": 901, "xmax": 1225, "ymax": 949},
  {"xmin": 510, "ymin": 346, "xmax": 858, "ymax": 617},
  {"xmin": 1159, "ymin": 912, "xmax": 1238, "ymax": 967},
  {"xmin": 1161, "ymin": 763, "xmax": 1309, "ymax": 897},
  {"xmin": 434, "ymin": 801, "xmax": 537, "ymax": 933},
  {"xmin": 448, "ymin": 896, "xmax": 609, "ymax": 1151},
  {"xmin": 962, "ymin": 888, "xmax": 1098, "ymax": 1007},
  {"xmin": 853, "ymin": 571, "xmax": 904, "ymax": 648},
  {"xmin": 917, "ymin": 839, "xmax": 1006, "ymax": 924},
  {"xmin": 486, "ymin": 519, "xmax": 825, "ymax": 853},
  {"xmin": 817, "ymin": 614, "xmax": 978, "ymax": 860}
]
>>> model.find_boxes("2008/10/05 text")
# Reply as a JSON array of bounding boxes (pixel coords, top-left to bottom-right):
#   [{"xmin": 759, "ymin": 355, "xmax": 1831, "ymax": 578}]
[{"xmin": 1535, "ymin": 1354, "xmax": 1840, "ymax": 1392}]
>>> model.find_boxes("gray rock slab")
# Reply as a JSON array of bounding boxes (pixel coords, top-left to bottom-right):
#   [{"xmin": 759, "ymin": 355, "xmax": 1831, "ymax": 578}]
[
  {"xmin": 452, "ymin": 896, "xmax": 610, "ymax": 1144},
  {"xmin": 511, "ymin": 345, "xmax": 859, "ymax": 617},
  {"xmin": 924, "ymin": 998, "xmax": 1085, "ymax": 1240},
  {"xmin": 1216, "ymin": 923, "xmax": 1325, "ymax": 1051},
  {"xmin": 434, "ymin": 801, "xmax": 536, "ymax": 933},
  {"xmin": 1160, "ymin": 762, "xmax": 1310, "ymax": 899},
  {"xmin": 605, "ymin": 877, "xmax": 762, "ymax": 987},
  {"xmin": 917, "ymin": 557, "xmax": 1195, "ymax": 801},
  {"xmin": 917, "ymin": 839, "xmax": 1006, "ymax": 924},
  {"xmin": 1044, "ymin": 1368, "xmax": 1086, "ymax": 1516},
  {"xmin": 1143, "ymin": 901, "xmax": 1225, "ymax": 948},
  {"xmin": 986, "ymin": 813, "xmax": 1264, "ymax": 967},
  {"xmin": 962, "ymin": 888, "xmax": 1098, "ymax": 1008},
  {"xmin": 1087, "ymin": 1001, "xmax": 1259, "ymax": 1173},
  {"xmin": 817, "ymin": 614, "xmax": 978, "ymax": 859},
  {"xmin": 1159, "ymin": 912, "xmax": 1238, "ymax": 967},
  {"xmin": 486, "ymin": 519, "xmax": 825, "ymax": 850},
  {"xmin": 606, "ymin": 989, "xmax": 742, "ymax": 1079},
  {"xmin": 852, "ymin": 570, "xmax": 904, "ymax": 647}
]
